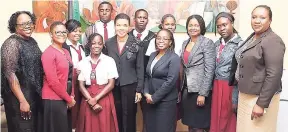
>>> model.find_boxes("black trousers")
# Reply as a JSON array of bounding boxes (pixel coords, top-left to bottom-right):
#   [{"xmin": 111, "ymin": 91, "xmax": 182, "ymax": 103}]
[{"xmin": 113, "ymin": 83, "xmax": 137, "ymax": 132}]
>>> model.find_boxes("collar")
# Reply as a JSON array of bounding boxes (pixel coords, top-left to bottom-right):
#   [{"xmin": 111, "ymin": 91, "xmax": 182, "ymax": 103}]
[
  {"xmin": 220, "ymin": 34, "xmax": 241, "ymax": 45},
  {"xmin": 66, "ymin": 39, "xmax": 82, "ymax": 48},
  {"xmin": 96, "ymin": 20, "xmax": 114, "ymax": 27},
  {"xmin": 87, "ymin": 53, "xmax": 104, "ymax": 63},
  {"xmin": 133, "ymin": 29, "xmax": 149, "ymax": 39}
]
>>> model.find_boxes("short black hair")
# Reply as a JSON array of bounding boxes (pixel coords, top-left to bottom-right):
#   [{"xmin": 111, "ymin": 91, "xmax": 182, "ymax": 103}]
[
  {"xmin": 65, "ymin": 19, "xmax": 81, "ymax": 33},
  {"xmin": 114, "ymin": 13, "xmax": 130, "ymax": 25},
  {"xmin": 155, "ymin": 29, "xmax": 175, "ymax": 51},
  {"xmin": 158, "ymin": 14, "xmax": 176, "ymax": 29},
  {"xmin": 253, "ymin": 5, "xmax": 272, "ymax": 20},
  {"xmin": 8, "ymin": 11, "xmax": 36, "ymax": 33},
  {"xmin": 87, "ymin": 33, "xmax": 103, "ymax": 49},
  {"xmin": 98, "ymin": 1, "xmax": 113, "ymax": 11},
  {"xmin": 186, "ymin": 15, "xmax": 206, "ymax": 35},
  {"xmin": 50, "ymin": 21, "xmax": 65, "ymax": 33},
  {"xmin": 134, "ymin": 9, "xmax": 148, "ymax": 18}
]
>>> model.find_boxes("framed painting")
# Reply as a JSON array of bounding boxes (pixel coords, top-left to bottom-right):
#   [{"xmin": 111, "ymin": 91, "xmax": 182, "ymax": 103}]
[
  {"xmin": 33, "ymin": 1, "xmax": 68, "ymax": 32},
  {"xmin": 78, "ymin": 0, "xmax": 239, "ymax": 33}
]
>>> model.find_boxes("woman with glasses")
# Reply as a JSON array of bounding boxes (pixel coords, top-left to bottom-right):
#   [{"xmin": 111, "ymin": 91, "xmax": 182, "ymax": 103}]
[
  {"xmin": 105, "ymin": 13, "xmax": 144, "ymax": 132},
  {"xmin": 144, "ymin": 29, "xmax": 180, "ymax": 132},
  {"xmin": 1, "ymin": 11, "xmax": 43, "ymax": 132},
  {"xmin": 76, "ymin": 33, "xmax": 119, "ymax": 132},
  {"xmin": 41, "ymin": 21, "xmax": 76, "ymax": 132},
  {"xmin": 63, "ymin": 19, "xmax": 86, "ymax": 129},
  {"xmin": 180, "ymin": 15, "xmax": 215, "ymax": 132}
]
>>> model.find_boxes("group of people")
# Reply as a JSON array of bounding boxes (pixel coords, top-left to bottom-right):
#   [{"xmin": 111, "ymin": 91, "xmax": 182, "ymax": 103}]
[{"xmin": 1, "ymin": 1, "xmax": 285, "ymax": 132}]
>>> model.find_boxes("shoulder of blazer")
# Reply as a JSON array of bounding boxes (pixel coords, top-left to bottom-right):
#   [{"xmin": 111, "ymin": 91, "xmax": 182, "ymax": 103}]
[
  {"xmin": 262, "ymin": 29, "xmax": 283, "ymax": 43},
  {"xmin": 62, "ymin": 42, "xmax": 70, "ymax": 51},
  {"xmin": 105, "ymin": 35, "xmax": 117, "ymax": 47}
]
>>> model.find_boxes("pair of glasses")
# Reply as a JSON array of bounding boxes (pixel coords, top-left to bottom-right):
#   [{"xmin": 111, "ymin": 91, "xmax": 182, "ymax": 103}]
[
  {"xmin": 156, "ymin": 37, "xmax": 170, "ymax": 42},
  {"xmin": 16, "ymin": 21, "xmax": 34, "ymax": 28},
  {"xmin": 55, "ymin": 31, "xmax": 68, "ymax": 36}
]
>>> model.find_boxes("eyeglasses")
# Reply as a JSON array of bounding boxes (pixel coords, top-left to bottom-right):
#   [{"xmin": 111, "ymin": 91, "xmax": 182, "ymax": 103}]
[
  {"xmin": 16, "ymin": 21, "xmax": 34, "ymax": 28},
  {"xmin": 156, "ymin": 37, "xmax": 171, "ymax": 42},
  {"xmin": 55, "ymin": 31, "xmax": 68, "ymax": 36}
]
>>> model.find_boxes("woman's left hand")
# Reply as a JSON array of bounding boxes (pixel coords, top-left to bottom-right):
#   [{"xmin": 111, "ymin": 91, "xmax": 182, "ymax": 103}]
[
  {"xmin": 145, "ymin": 94, "xmax": 153, "ymax": 104},
  {"xmin": 251, "ymin": 104, "xmax": 264, "ymax": 120},
  {"xmin": 197, "ymin": 95, "xmax": 205, "ymax": 106}
]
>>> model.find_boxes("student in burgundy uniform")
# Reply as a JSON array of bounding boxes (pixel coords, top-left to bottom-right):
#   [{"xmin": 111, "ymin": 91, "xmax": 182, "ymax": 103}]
[
  {"xmin": 41, "ymin": 21, "xmax": 76, "ymax": 132},
  {"xmin": 76, "ymin": 33, "xmax": 119, "ymax": 132},
  {"xmin": 105, "ymin": 13, "xmax": 144, "ymax": 132},
  {"xmin": 210, "ymin": 12, "xmax": 242, "ymax": 132},
  {"xmin": 63, "ymin": 19, "xmax": 86, "ymax": 129}
]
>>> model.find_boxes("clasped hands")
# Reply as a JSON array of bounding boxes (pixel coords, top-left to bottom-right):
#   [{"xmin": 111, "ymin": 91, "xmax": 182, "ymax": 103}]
[{"xmin": 86, "ymin": 97, "xmax": 102, "ymax": 113}]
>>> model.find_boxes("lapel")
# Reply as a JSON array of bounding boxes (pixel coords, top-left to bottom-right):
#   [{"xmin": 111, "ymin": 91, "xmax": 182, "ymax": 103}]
[
  {"xmin": 181, "ymin": 39, "xmax": 189, "ymax": 67},
  {"xmin": 62, "ymin": 42, "xmax": 72, "ymax": 56},
  {"xmin": 242, "ymin": 28, "xmax": 272, "ymax": 53},
  {"xmin": 187, "ymin": 35, "xmax": 204, "ymax": 65},
  {"xmin": 151, "ymin": 50, "xmax": 172, "ymax": 75},
  {"xmin": 119, "ymin": 35, "xmax": 133, "ymax": 56},
  {"xmin": 147, "ymin": 52, "xmax": 157, "ymax": 76},
  {"xmin": 109, "ymin": 36, "xmax": 120, "ymax": 57}
]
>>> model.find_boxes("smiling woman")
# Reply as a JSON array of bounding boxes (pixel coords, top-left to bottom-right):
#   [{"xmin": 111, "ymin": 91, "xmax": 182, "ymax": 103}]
[
  {"xmin": 1, "ymin": 11, "xmax": 44, "ymax": 132},
  {"xmin": 105, "ymin": 13, "xmax": 145, "ymax": 132},
  {"xmin": 41, "ymin": 21, "xmax": 76, "ymax": 132}
]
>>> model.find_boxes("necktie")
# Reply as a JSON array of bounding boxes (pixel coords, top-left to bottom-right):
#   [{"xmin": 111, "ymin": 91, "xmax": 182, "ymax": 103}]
[
  {"xmin": 70, "ymin": 45, "xmax": 82, "ymax": 61},
  {"xmin": 137, "ymin": 33, "xmax": 142, "ymax": 40},
  {"xmin": 217, "ymin": 43, "xmax": 225, "ymax": 62},
  {"xmin": 104, "ymin": 23, "xmax": 108, "ymax": 41}
]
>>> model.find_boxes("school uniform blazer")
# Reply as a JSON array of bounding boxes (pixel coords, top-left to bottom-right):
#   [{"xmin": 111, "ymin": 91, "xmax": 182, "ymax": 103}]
[
  {"xmin": 144, "ymin": 50, "xmax": 181, "ymax": 103},
  {"xmin": 180, "ymin": 35, "xmax": 216, "ymax": 97},
  {"xmin": 229, "ymin": 28, "xmax": 285, "ymax": 108},
  {"xmin": 105, "ymin": 35, "xmax": 144, "ymax": 92}
]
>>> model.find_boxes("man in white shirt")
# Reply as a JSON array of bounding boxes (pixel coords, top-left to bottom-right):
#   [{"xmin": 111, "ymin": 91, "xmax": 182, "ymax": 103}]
[{"xmin": 83, "ymin": 1, "xmax": 115, "ymax": 53}]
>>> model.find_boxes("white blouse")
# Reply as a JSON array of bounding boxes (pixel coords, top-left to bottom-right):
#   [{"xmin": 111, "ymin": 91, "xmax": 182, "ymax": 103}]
[{"xmin": 78, "ymin": 53, "xmax": 119, "ymax": 85}]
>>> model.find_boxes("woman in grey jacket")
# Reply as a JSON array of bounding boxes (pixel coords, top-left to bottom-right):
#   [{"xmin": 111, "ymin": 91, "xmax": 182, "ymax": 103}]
[{"xmin": 180, "ymin": 15, "xmax": 216, "ymax": 132}]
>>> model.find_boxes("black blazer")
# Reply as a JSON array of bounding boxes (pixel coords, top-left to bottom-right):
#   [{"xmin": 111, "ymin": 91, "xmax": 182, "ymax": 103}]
[
  {"xmin": 62, "ymin": 42, "xmax": 86, "ymax": 57},
  {"xmin": 144, "ymin": 50, "xmax": 181, "ymax": 103},
  {"xmin": 105, "ymin": 35, "xmax": 144, "ymax": 92}
]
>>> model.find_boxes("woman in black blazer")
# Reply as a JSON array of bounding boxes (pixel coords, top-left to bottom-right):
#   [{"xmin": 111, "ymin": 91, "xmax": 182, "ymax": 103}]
[
  {"xmin": 144, "ymin": 29, "xmax": 181, "ymax": 132},
  {"xmin": 105, "ymin": 13, "xmax": 144, "ymax": 132}
]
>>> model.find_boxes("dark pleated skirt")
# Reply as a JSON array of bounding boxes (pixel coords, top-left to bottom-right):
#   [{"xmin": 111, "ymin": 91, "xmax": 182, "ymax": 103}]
[
  {"xmin": 43, "ymin": 99, "xmax": 72, "ymax": 132},
  {"xmin": 181, "ymin": 88, "xmax": 212, "ymax": 129}
]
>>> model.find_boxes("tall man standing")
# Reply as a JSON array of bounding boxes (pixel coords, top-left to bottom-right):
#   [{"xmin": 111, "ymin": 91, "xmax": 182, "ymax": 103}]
[{"xmin": 83, "ymin": 1, "xmax": 115, "ymax": 54}]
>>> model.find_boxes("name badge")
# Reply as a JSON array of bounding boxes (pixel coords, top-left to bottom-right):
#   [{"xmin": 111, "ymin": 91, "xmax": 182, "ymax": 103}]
[{"xmin": 90, "ymin": 71, "xmax": 96, "ymax": 80}]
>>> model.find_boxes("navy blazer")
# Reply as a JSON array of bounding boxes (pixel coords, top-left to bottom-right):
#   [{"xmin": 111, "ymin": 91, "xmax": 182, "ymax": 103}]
[{"xmin": 144, "ymin": 50, "xmax": 181, "ymax": 103}]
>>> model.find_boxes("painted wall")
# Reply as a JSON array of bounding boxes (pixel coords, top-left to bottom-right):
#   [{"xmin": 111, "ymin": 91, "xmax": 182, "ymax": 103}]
[
  {"xmin": 0, "ymin": 0, "xmax": 287, "ymax": 131},
  {"xmin": 1, "ymin": 0, "xmax": 287, "ymax": 68}
]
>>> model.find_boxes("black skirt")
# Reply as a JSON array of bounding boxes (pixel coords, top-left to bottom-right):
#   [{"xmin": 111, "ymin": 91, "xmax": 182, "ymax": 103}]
[
  {"xmin": 181, "ymin": 88, "xmax": 212, "ymax": 129},
  {"xmin": 43, "ymin": 99, "xmax": 72, "ymax": 132},
  {"xmin": 145, "ymin": 100, "xmax": 177, "ymax": 132},
  {"xmin": 3, "ymin": 90, "xmax": 43, "ymax": 132}
]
